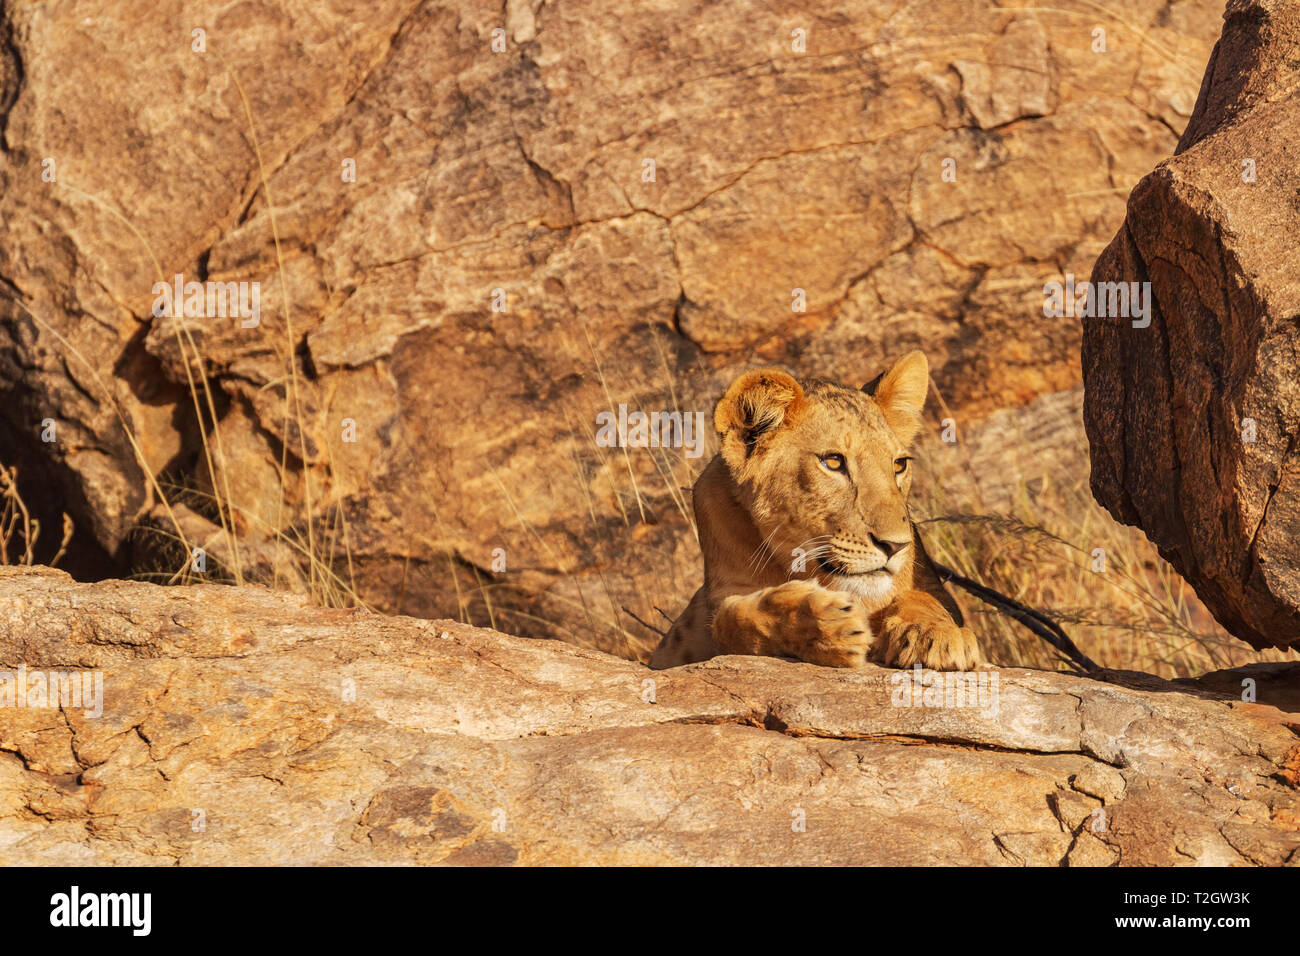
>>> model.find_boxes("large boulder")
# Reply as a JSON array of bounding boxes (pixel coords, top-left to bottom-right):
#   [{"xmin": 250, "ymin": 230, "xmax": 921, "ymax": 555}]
[
  {"xmin": 0, "ymin": 565, "xmax": 1296, "ymax": 865},
  {"xmin": 0, "ymin": 1, "xmax": 1223, "ymax": 645},
  {"xmin": 1083, "ymin": 0, "xmax": 1300, "ymax": 650}
]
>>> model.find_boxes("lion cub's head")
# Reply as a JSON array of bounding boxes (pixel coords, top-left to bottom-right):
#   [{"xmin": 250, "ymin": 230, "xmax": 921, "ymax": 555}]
[{"xmin": 714, "ymin": 351, "xmax": 931, "ymax": 609}]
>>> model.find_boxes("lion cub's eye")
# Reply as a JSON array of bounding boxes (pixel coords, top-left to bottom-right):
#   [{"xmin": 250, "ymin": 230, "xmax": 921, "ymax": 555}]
[
  {"xmin": 894, "ymin": 456, "xmax": 912, "ymax": 475},
  {"xmin": 818, "ymin": 453, "xmax": 847, "ymax": 473}
]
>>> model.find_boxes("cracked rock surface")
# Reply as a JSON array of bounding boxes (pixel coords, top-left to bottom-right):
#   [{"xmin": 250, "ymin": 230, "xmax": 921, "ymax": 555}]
[
  {"xmin": 0, "ymin": 566, "xmax": 1295, "ymax": 865},
  {"xmin": 0, "ymin": 1, "xmax": 1223, "ymax": 637},
  {"xmin": 1084, "ymin": 0, "xmax": 1300, "ymax": 651}
]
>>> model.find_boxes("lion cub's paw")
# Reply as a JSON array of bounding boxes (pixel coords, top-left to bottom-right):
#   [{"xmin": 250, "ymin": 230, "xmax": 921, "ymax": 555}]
[
  {"xmin": 878, "ymin": 617, "xmax": 983, "ymax": 671},
  {"xmin": 755, "ymin": 579, "xmax": 875, "ymax": 668}
]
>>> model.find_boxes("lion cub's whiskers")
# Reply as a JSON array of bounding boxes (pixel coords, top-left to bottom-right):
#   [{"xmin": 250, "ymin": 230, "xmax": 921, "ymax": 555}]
[
  {"xmin": 789, "ymin": 534, "xmax": 833, "ymax": 577},
  {"xmin": 744, "ymin": 524, "xmax": 785, "ymax": 575}
]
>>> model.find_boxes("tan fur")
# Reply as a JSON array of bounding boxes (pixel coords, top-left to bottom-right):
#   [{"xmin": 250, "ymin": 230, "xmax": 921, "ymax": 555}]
[{"xmin": 649, "ymin": 352, "xmax": 983, "ymax": 671}]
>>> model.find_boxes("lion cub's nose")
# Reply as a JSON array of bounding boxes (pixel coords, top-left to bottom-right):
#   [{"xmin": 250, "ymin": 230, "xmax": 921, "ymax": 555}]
[{"xmin": 870, "ymin": 534, "xmax": 909, "ymax": 560}]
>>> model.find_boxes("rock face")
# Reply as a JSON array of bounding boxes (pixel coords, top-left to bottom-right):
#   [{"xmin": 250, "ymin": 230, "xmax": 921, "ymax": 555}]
[
  {"xmin": 0, "ymin": 1, "xmax": 1223, "ymax": 640},
  {"xmin": 0, "ymin": 565, "xmax": 1295, "ymax": 865},
  {"xmin": 1083, "ymin": 0, "xmax": 1300, "ymax": 651}
]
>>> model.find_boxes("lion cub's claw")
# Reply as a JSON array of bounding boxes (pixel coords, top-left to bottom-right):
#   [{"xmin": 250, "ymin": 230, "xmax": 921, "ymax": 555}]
[
  {"xmin": 755, "ymin": 579, "xmax": 875, "ymax": 668},
  {"xmin": 878, "ymin": 619, "xmax": 983, "ymax": 671}
]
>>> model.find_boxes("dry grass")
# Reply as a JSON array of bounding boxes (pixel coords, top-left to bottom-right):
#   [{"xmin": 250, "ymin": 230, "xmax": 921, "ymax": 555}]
[
  {"xmin": 436, "ymin": 325, "xmax": 705, "ymax": 663},
  {"xmin": 0, "ymin": 53, "xmax": 365, "ymax": 610},
  {"xmin": 912, "ymin": 436, "xmax": 1298, "ymax": 679},
  {"xmin": 0, "ymin": 462, "xmax": 73, "ymax": 568}
]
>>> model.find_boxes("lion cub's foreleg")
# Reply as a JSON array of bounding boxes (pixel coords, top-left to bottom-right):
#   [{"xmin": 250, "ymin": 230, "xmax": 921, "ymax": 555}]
[
  {"xmin": 648, "ymin": 587, "xmax": 717, "ymax": 668},
  {"xmin": 871, "ymin": 589, "xmax": 983, "ymax": 671},
  {"xmin": 714, "ymin": 579, "xmax": 875, "ymax": 667}
]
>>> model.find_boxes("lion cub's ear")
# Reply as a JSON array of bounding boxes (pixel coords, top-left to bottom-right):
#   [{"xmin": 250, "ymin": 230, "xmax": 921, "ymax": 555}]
[
  {"xmin": 715, "ymin": 368, "xmax": 805, "ymax": 469},
  {"xmin": 863, "ymin": 350, "xmax": 929, "ymax": 445}
]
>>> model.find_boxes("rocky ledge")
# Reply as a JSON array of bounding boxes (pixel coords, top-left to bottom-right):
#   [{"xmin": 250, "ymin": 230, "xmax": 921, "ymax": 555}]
[{"xmin": 0, "ymin": 566, "xmax": 1296, "ymax": 865}]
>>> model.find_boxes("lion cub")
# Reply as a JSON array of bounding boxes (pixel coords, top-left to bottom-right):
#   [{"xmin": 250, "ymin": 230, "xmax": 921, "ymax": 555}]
[{"xmin": 649, "ymin": 351, "xmax": 982, "ymax": 671}]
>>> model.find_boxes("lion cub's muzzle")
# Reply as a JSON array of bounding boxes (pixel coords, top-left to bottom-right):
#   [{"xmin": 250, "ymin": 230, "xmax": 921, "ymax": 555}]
[{"xmin": 819, "ymin": 532, "xmax": 911, "ymax": 576}]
